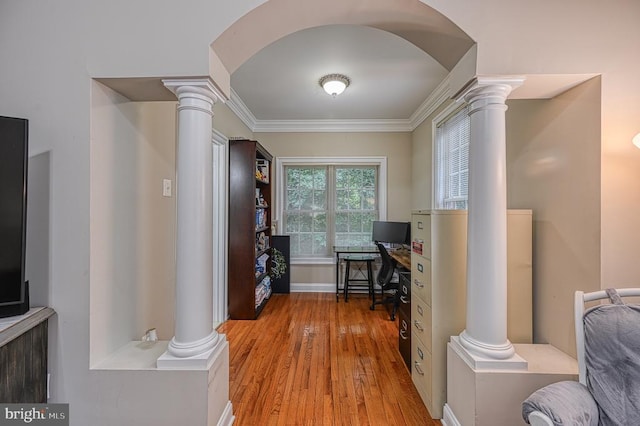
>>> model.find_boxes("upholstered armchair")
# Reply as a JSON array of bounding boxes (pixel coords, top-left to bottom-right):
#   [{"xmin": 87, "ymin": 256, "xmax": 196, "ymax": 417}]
[{"xmin": 522, "ymin": 288, "xmax": 640, "ymax": 426}]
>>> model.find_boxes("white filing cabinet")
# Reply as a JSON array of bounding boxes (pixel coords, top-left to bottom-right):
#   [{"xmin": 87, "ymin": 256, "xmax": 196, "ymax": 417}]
[{"xmin": 410, "ymin": 210, "xmax": 532, "ymax": 419}]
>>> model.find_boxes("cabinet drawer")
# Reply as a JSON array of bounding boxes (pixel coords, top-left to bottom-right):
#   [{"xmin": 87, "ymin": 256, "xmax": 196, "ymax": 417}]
[
  {"xmin": 411, "ymin": 334, "xmax": 432, "ymax": 405},
  {"xmin": 411, "ymin": 299, "xmax": 432, "ymax": 351},
  {"xmin": 398, "ymin": 309, "xmax": 411, "ymax": 371},
  {"xmin": 411, "ymin": 215, "xmax": 431, "ymax": 258},
  {"xmin": 411, "ymin": 256, "xmax": 431, "ymax": 306},
  {"xmin": 398, "ymin": 272, "xmax": 411, "ymax": 316}
]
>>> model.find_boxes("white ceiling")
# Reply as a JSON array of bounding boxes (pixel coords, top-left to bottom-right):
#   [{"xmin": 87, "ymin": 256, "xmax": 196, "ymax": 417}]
[{"xmin": 230, "ymin": 25, "xmax": 448, "ymax": 123}]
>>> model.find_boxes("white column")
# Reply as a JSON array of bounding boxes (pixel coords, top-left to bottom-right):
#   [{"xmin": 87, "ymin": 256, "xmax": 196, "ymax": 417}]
[
  {"xmin": 158, "ymin": 78, "xmax": 226, "ymax": 368},
  {"xmin": 456, "ymin": 77, "xmax": 524, "ymax": 362}
]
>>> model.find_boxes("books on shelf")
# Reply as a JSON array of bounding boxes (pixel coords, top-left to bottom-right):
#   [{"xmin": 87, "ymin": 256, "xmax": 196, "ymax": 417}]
[
  {"xmin": 255, "ymin": 275, "xmax": 272, "ymax": 308},
  {"xmin": 255, "ymin": 253, "xmax": 270, "ymax": 277},
  {"xmin": 256, "ymin": 231, "xmax": 269, "ymax": 253},
  {"xmin": 256, "ymin": 208, "xmax": 267, "ymax": 230}
]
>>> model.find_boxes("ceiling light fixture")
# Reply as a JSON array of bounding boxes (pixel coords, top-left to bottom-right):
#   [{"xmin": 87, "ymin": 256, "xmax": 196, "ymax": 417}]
[
  {"xmin": 319, "ymin": 74, "xmax": 350, "ymax": 97},
  {"xmin": 633, "ymin": 132, "xmax": 640, "ymax": 149}
]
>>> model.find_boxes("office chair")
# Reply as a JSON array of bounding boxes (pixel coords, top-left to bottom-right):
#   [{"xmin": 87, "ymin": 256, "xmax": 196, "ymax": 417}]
[{"xmin": 370, "ymin": 242, "xmax": 400, "ymax": 320}]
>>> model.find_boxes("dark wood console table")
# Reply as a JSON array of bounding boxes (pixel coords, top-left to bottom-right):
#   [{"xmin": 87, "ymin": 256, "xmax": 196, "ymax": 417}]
[{"xmin": 0, "ymin": 307, "xmax": 55, "ymax": 402}]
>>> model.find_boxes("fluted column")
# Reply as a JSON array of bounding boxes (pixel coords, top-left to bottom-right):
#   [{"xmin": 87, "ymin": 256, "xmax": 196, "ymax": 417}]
[
  {"xmin": 457, "ymin": 77, "xmax": 524, "ymax": 361},
  {"xmin": 158, "ymin": 78, "xmax": 226, "ymax": 368}
]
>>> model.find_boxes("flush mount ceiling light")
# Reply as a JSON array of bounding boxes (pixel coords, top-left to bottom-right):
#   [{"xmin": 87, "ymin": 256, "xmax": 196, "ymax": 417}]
[
  {"xmin": 319, "ymin": 74, "xmax": 350, "ymax": 97},
  {"xmin": 633, "ymin": 132, "xmax": 640, "ymax": 149}
]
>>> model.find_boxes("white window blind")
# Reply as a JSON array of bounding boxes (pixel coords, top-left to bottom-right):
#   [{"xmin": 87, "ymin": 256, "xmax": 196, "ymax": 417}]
[{"xmin": 435, "ymin": 105, "xmax": 470, "ymax": 209}]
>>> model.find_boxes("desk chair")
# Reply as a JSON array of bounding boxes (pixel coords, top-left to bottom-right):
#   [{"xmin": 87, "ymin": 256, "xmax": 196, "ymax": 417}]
[
  {"xmin": 370, "ymin": 243, "xmax": 400, "ymax": 320},
  {"xmin": 343, "ymin": 255, "xmax": 375, "ymax": 302}
]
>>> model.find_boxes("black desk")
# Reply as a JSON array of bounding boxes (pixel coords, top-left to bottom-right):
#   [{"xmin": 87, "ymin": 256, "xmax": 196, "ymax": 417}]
[{"xmin": 333, "ymin": 245, "xmax": 379, "ymax": 301}]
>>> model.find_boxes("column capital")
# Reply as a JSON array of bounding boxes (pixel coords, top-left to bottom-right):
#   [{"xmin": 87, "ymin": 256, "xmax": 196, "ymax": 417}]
[
  {"xmin": 456, "ymin": 76, "xmax": 525, "ymax": 107},
  {"xmin": 163, "ymin": 78, "xmax": 228, "ymax": 106}
]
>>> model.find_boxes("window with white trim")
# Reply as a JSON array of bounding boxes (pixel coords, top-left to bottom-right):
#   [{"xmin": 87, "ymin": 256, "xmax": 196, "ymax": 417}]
[
  {"xmin": 434, "ymin": 105, "xmax": 470, "ymax": 209},
  {"xmin": 277, "ymin": 157, "xmax": 387, "ymax": 260}
]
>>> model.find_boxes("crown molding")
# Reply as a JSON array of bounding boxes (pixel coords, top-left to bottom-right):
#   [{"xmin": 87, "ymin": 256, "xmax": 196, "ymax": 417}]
[
  {"xmin": 252, "ymin": 118, "xmax": 413, "ymax": 133},
  {"xmin": 226, "ymin": 74, "xmax": 454, "ymax": 133},
  {"xmin": 408, "ymin": 74, "xmax": 452, "ymax": 130},
  {"xmin": 226, "ymin": 89, "xmax": 257, "ymax": 130}
]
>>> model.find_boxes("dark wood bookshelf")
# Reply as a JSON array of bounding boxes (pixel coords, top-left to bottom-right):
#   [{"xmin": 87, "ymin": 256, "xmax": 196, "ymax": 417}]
[{"xmin": 228, "ymin": 139, "xmax": 273, "ymax": 319}]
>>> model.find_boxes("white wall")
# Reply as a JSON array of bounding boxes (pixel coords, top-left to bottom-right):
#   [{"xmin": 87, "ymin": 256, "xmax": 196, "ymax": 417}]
[{"xmin": 90, "ymin": 81, "xmax": 177, "ymax": 365}]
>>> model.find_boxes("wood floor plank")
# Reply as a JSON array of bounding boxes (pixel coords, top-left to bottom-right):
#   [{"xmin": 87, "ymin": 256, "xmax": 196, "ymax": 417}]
[{"xmin": 218, "ymin": 293, "xmax": 438, "ymax": 426}]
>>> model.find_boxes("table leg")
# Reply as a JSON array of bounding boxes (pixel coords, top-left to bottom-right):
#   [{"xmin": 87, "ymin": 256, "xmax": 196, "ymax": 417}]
[{"xmin": 336, "ymin": 253, "xmax": 340, "ymax": 301}]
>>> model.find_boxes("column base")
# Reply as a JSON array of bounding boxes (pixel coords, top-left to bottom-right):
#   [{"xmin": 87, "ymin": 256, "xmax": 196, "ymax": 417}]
[
  {"xmin": 452, "ymin": 335, "xmax": 527, "ymax": 370},
  {"xmin": 157, "ymin": 333, "xmax": 226, "ymax": 370}
]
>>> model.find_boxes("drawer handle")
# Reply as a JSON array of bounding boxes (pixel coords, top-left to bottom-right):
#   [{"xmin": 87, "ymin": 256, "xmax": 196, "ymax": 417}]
[
  {"xmin": 417, "ymin": 263, "xmax": 423, "ymax": 273},
  {"xmin": 414, "ymin": 362, "xmax": 425, "ymax": 376},
  {"xmin": 413, "ymin": 320, "xmax": 424, "ymax": 331},
  {"xmin": 414, "ymin": 279, "xmax": 424, "ymax": 288},
  {"xmin": 417, "ymin": 221, "xmax": 423, "ymax": 230},
  {"xmin": 400, "ymin": 329, "xmax": 409, "ymax": 340},
  {"xmin": 400, "ymin": 295, "xmax": 409, "ymax": 304}
]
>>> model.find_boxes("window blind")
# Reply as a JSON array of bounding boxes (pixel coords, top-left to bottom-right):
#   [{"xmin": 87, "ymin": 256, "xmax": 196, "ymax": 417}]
[{"xmin": 435, "ymin": 106, "xmax": 470, "ymax": 209}]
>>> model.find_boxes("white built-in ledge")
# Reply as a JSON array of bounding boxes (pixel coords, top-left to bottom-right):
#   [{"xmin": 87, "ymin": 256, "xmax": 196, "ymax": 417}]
[
  {"xmin": 514, "ymin": 343, "xmax": 578, "ymax": 374},
  {"xmin": 92, "ymin": 341, "xmax": 169, "ymax": 370}
]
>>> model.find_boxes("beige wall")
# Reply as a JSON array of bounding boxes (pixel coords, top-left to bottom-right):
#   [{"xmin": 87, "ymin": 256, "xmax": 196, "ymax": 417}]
[
  {"xmin": 213, "ymin": 103, "xmax": 254, "ymax": 140},
  {"xmin": 256, "ymin": 132, "xmax": 412, "ymax": 286},
  {"xmin": 506, "ymin": 78, "xmax": 601, "ymax": 356},
  {"xmin": 90, "ymin": 81, "xmax": 177, "ymax": 365},
  {"xmin": 411, "ymin": 101, "xmax": 452, "ymax": 210}
]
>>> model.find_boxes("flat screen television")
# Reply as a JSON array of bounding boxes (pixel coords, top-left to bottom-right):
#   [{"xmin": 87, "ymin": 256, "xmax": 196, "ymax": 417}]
[
  {"xmin": 0, "ymin": 116, "xmax": 30, "ymax": 318},
  {"xmin": 371, "ymin": 220, "xmax": 410, "ymax": 245}
]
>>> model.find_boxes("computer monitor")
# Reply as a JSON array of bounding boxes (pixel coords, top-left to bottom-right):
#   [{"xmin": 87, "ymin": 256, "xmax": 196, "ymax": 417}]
[{"xmin": 371, "ymin": 221, "xmax": 410, "ymax": 245}]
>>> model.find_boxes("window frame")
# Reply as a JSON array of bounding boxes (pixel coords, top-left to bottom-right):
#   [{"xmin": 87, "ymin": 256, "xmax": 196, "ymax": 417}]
[
  {"xmin": 432, "ymin": 102, "xmax": 470, "ymax": 210},
  {"xmin": 276, "ymin": 156, "xmax": 387, "ymax": 264}
]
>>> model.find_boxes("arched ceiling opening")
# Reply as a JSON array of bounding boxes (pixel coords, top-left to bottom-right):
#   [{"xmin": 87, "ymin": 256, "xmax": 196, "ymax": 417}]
[{"xmin": 210, "ymin": 0, "xmax": 475, "ymax": 130}]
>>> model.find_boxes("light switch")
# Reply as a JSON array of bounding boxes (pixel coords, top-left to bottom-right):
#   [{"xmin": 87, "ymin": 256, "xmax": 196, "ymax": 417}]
[{"xmin": 163, "ymin": 179, "xmax": 172, "ymax": 197}]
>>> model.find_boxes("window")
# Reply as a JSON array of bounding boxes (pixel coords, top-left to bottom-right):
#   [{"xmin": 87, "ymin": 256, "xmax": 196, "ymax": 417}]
[
  {"xmin": 434, "ymin": 105, "xmax": 470, "ymax": 209},
  {"xmin": 276, "ymin": 157, "xmax": 387, "ymax": 261}
]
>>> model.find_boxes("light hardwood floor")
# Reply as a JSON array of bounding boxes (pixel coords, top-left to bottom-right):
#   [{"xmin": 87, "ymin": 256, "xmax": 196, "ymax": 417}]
[{"xmin": 218, "ymin": 292, "xmax": 439, "ymax": 425}]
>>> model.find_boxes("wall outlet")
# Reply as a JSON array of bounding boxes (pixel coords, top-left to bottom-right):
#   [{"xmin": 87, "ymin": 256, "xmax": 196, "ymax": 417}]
[{"xmin": 163, "ymin": 179, "xmax": 172, "ymax": 197}]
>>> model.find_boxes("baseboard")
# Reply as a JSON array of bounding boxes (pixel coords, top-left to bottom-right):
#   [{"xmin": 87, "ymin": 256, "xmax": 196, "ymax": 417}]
[
  {"xmin": 290, "ymin": 283, "xmax": 335, "ymax": 293},
  {"xmin": 216, "ymin": 401, "xmax": 234, "ymax": 426},
  {"xmin": 442, "ymin": 403, "xmax": 461, "ymax": 426}
]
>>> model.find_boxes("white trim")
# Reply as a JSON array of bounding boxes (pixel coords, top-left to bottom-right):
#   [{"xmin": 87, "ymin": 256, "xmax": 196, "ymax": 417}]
[
  {"xmin": 290, "ymin": 283, "xmax": 335, "ymax": 293},
  {"xmin": 163, "ymin": 78, "xmax": 228, "ymax": 104},
  {"xmin": 225, "ymin": 73, "xmax": 454, "ymax": 133},
  {"xmin": 409, "ymin": 74, "xmax": 452, "ymax": 129},
  {"xmin": 442, "ymin": 403, "xmax": 461, "ymax": 426},
  {"xmin": 275, "ymin": 157, "xmax": 388, "ymax": 259},
  {"xmin": 226, "ymin": 89, "xmax": 257, "ymax": 130},
  {"xmin": 431, "ymin": 102, "xmax": 469, "ymax": 209},
  {"xmin": 252, "ymin": 118, "xmax": 413, "ymax": 133},
  {"xmin": 211, "ymin": 128, "xmax": 229, "ymax": 325},
  {"xmin": 216, "ymin": 401, "xmax": 235, "ymax": 426}
]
